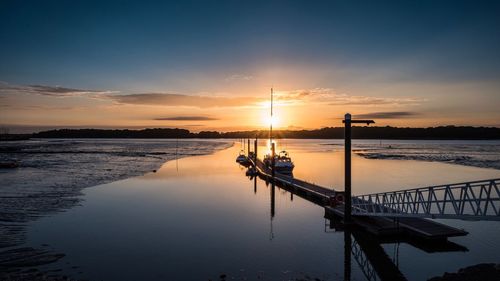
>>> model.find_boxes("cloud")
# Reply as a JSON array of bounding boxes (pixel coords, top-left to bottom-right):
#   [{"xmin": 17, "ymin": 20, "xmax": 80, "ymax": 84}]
[
  {"xmin": 329, "ymin": 95, "xmax": 423, "ymax": 106},
  {"xmin": 1, "ymin": 104, "xmax": 77, "ymax": 110},
  {"xmin": 225, "ymin": 74, "xmax": 253, "ymax": 81},
  {"xmin": 0, "ymin": 82, "xmax": 262, "ymax": 108},
  {"xmin": 154, "ymin": 116, "xmax": 218, "ymax": 121},
  {"xmin": 275, "ymin": 91, "xmax": 311, "ymax": 101},
  {"xmin": 353, "ymin": 111, "xmax": 420, "ymax": 119},
  {"xmin": 0, "ymin": 82, "xmax": 113, "ymax": 97},
  {"xmin": 109, "ymin": 93, "xmax": 262, "ymax": 108},
  {"xmin": 0, "ymin": 82, "xmax": 425, "ymax": 110},
  {"xmin": 276, "ymin": 88, "xmax": 425, "ymax": 106}
]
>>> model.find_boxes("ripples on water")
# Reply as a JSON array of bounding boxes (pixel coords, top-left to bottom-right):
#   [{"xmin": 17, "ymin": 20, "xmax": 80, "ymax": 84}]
[{"xmin": 351, "ymin": 140, "xmax": 500, "ymax": 170}]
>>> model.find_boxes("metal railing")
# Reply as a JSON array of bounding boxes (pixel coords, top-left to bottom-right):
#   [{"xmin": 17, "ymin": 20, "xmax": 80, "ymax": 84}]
[
  {"xmin": 352, "ymin": 179, "xmax": 500, "ymax": 221},
  {"xmin": 351, "ymin": 238, "xmax": 379, "ymax": 281}
]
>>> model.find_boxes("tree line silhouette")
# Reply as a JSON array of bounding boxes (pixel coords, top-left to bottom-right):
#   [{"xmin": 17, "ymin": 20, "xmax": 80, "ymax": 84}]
[{"xmin": 31, "ymin": 126, "xmax": 500, "ymax": 139}]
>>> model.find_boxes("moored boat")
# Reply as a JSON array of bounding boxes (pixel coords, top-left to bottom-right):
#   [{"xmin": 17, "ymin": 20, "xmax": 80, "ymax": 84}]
[
  {"xmin": 263, "ymin": 150, "xmax": 294, "ymax": 174},
  {"xmin": 235, "ymin": 150, "xmax": 249, "ymax": 164},
  {"xmin": 263, "ymin": 87, "xmax": 295, "ymax": 175}
]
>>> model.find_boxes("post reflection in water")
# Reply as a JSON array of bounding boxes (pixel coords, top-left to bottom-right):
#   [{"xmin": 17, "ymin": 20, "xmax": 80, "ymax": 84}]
[
  {"xmin": 325, "ymin": 216, "xmax": 409, "ymax": 281},
  {"xmin": 344, "ymin": 229, "xmax": 352, "ymax": 281},
  {"xmin": 249, "ymin": 170, "xmax": 471, "ymax": 281},
  {"xmin": 270, "ymin": 181, "xmax": 275, "ymax": 241},
  {"xmin": 254, "ymin": 175, "xmax": 257, "ymax": 194}
]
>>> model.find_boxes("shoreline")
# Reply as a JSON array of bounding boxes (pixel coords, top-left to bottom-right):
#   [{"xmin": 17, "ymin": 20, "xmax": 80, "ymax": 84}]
[
  {"xmin": 1, "ymin": 140, "xmax": 232, "ymax": 280},
  {"xmin": 0, "ymin": 139, "xmax": 232, "ymax": 249}
]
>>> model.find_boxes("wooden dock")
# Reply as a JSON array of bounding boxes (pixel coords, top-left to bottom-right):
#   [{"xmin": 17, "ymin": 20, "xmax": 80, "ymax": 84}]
[
  {"xmin": 254, "ymin": 158, "xmax": 335, "ymax": 202},
  {"xmin": 325, "ymin": 205, "xmax": 468, "ymax": 240},
  {"xmin": 249, "ymin": 157, "xmax": 468, "ymax": 240}
]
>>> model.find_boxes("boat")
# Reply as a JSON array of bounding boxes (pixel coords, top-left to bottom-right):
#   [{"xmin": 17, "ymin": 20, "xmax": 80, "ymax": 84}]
[
  {"xmin": 263, "ymin": 88, "xmax": 295, "ymax": 175},
  {"xmin": 263, "ymin": 150, "xmax": 295, "ymax": 175},
  {"xmin": 235, "ymin": 150, "xmax": 248, "ymax": 164},
  {"xmin": 275, "ymin": 150, "xmax": 295, "ymax": 174}
]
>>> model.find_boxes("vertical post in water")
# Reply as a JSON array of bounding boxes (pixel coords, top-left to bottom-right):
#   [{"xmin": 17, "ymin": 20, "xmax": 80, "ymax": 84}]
[
  {"xmin": 247, "ymin": 138, "xmax": 250, "ymax": 156},
  {"xmin": 344, "ymin": 113, "xmax": 352, "ymax": 223},
  {"xmin": 342, "ymin": 114, "xmax": 374, "ymax": 224},
  {"xmin": 254, "ymin": 138, "xmax": 258, "ymax": 163},
  {"xmin": 271, "ymin": 142, "xmax": 276, "ymax": 178}
]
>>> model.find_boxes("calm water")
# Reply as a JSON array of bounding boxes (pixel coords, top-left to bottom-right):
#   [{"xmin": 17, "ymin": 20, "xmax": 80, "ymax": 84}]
[{"xmin": 23, "ymin": 139, "xmax": 500, "ymax": 280}]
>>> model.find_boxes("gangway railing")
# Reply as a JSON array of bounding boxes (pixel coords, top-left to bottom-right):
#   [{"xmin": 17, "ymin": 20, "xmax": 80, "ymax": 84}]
[
  {"xmin": 352, "ymin": 179, "xmax": 500, "ymax": 221},
  {"xmin": 351, "ymin": 238, "xmax": 379, "ymax": 281}
]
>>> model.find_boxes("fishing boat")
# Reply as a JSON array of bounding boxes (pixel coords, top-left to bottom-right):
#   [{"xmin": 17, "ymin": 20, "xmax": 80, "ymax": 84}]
[
  {"xmin": 263, "ymin": 88, "xmax": 294, "ymax": 175},
  {"xmin": 263, "ymin": 150, "xmax": 295, "ymax": 175},
  {"xmin": 275, "ymin": 150, "xmax": 294, "ymax": 174},
  {"xmin": 235, "ymin": 150, "xmax": 248, "ymax": 164}
]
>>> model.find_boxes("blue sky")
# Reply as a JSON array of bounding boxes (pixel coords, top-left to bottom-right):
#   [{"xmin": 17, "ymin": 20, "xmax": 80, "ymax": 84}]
[{"xmin": 1, "ymin": 0, "xmax": 499, "ymax": 131}]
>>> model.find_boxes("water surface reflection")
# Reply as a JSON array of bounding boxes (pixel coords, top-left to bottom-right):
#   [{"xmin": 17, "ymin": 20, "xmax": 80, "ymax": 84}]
[{"xmin": 25, "ymin": 140, "xmax": 500, "ymax": 280}]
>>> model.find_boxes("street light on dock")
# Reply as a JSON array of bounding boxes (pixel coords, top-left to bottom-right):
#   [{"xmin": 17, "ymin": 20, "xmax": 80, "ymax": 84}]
[{"xmin": 343, "ymin": 113, "xmax": 375, "ymax": 223}]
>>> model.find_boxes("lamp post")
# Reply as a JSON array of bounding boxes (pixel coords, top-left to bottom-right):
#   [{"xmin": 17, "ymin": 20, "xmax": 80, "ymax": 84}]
[{"xmin": 343, "ymin": 113, "xmax": 374, "ymax": 223}]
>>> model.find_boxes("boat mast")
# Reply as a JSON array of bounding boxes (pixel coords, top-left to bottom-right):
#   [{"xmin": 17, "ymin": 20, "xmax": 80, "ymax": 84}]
[{"xmin": 269, "ymin": 87, "xmax": 273, "ymax": 146}]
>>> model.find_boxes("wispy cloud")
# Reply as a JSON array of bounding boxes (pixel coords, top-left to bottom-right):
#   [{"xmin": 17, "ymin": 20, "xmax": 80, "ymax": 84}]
[
  {"xmin": 0, "ymin": 82, "xmax": 263, "ymax": 108},
  {"xmin": 1, "ymin": 104, "xmax": 78, "ymax": 110},
  {"xmin": 154, "ymin": 116, "xmax": 218, "ymax": 121},
  {"xmin": 225, "ymin": 74, "xmax": 253, "ymax": 81},
  {"xmin": 109, "ymin": 93, "xmax": 262, "ymax": 108},
  {"xmin": 329, "ymin": 96, "xmax": 423, "ymax": 106},
  {"xmin": 0, "ymin": 82, "xmax": 114, "ymax": 97},
  {"xmin": 276, "ymin": 88, "xmax": 425, "ymax": 106},
  {"xmin": 0, "ymin": 82, "xmax": 425, "ymax": 110},
  {"xmin": 353, "ymin": 111, "xmax": 420, "ymax": 119}
]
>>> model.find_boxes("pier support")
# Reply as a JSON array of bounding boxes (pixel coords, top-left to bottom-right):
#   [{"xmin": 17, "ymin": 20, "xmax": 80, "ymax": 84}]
[
  {"xmin": 343, "ymin": 113, "xmax": 374, "ymax": 224},
  {"xmin": 254, "ymin": 138, "xmax": 258, "ymax": 163},
  {"xmin": 344, "ymin": 114, "xmax": 352, "ymax": 223}
]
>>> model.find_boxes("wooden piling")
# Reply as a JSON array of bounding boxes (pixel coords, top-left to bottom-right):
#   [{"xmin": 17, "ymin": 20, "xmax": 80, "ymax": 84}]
[{"xmin": 344, "ymin": 113, "xmax": 352, "ymax": 223}]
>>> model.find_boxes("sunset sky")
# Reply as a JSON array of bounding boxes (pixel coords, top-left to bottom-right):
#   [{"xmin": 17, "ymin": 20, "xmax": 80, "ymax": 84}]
[{"xmin": 1, "ymin": 0, "xmax": 500, "ymax": 133}]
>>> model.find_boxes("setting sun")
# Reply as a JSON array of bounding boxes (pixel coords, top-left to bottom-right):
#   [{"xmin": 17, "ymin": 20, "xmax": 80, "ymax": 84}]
[{"xmin": 263, "ymin": 115, "xmax": 280, "ymax": 129}]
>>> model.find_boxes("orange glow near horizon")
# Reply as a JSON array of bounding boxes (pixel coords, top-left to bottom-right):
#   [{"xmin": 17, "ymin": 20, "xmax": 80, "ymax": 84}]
[{"xmin": 2, "ymin": 81, "xmax": 500, "ymax": 134}]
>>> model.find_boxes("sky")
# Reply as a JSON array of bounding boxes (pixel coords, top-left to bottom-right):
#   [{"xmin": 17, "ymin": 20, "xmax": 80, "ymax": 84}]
[{"xmin": 1, "ymin": 0, "xmax": 500, "ymax": 133}]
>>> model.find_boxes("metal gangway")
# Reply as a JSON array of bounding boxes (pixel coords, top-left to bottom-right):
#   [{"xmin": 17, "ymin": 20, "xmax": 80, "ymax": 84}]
[{"xmin": 352, "ymin": 178, "xmax": 500, "ymax": 221}]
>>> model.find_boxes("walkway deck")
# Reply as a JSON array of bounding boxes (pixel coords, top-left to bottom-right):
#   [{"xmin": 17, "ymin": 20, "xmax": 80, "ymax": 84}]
[
  {"xmin": 325, "ymin": 205, "xmax": 468, "ymax": 239},
  {"xmin": 248, "ymin": 157, "xmax": 468, "ymax": 240},
  {"xmin": 253, "ymin": 158, "xmax": 336, "ymax": 202}
]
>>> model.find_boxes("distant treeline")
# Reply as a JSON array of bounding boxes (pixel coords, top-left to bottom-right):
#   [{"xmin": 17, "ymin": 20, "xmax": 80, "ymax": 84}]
[
  {"xmin": 33, "ymin": 128, "xmax": 193, "ymax": 139},
  {"xmin": 31, "ymin": 126, "xmax": 500, "ymax": 140}
]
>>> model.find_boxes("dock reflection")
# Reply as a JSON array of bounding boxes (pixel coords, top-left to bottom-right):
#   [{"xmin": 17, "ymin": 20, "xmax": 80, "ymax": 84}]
[{"xmin": 249, "ymin": 173, "xmax": 468, "ymax": 281}]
